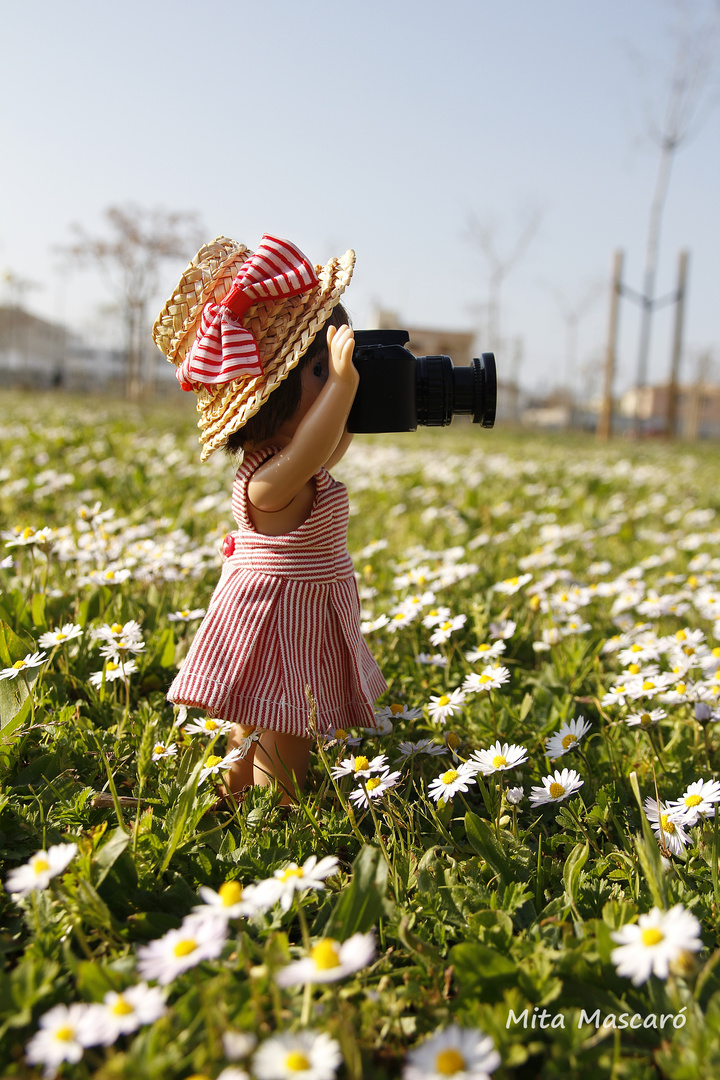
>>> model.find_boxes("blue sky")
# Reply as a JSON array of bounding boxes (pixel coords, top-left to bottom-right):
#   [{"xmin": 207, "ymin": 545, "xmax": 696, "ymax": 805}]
[{"xmin": 2, "ymin": 0, "xmax": 718, "ymax": 394}]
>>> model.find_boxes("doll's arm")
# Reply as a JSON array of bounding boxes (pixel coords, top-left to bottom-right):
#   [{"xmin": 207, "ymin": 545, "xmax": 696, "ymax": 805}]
[{"xmin": 248, "ymin": 325, "xmax": 358, "ymax": 512}]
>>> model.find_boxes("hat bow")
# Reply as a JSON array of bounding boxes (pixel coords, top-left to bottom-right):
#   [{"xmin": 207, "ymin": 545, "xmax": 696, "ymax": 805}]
[{"xmin": 177, "ymin": 234, "xmax": 318, "ymax": 391}]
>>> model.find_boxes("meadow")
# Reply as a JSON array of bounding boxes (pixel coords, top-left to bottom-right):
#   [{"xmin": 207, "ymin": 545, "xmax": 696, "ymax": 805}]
[{"xmin": 1, "ymin": 391, "xmax": 720, "ymax": 1079}]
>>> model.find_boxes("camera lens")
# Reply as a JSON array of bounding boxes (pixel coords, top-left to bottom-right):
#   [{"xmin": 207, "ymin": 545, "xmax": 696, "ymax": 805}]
[{"xmin": 416, "ymin": 353, "xmax": 496, "ymax": 428}]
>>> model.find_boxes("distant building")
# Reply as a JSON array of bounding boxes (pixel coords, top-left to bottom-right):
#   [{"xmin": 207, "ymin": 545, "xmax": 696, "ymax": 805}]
[
  {"xmin": 619, "ymin": 382, "xmax": 720, "ymax": 440},
  {"xmin": 0, "ymin": 305, "xmax": 174, "ymax": 393}
]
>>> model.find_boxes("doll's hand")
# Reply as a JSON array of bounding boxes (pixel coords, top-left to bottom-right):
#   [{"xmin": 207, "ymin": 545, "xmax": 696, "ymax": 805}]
[{"xmin": 327, "ymin": 324, "xmax": 359, "ymax": 389}]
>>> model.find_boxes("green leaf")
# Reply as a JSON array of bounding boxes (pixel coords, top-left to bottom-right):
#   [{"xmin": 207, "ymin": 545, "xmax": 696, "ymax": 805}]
[
  {"xmin": 94, "ymin": 826, "xmax": 131, "ymax": 887},
  {"xmin": 0, "ymin": 620, "xmax": 33, "ymax": 666},
  {"xmin": 449, "ymin": 941, "xmax": 518, "ymax": 1002},
  {"xmin": 464, "ymin": 811, "xmax": 512, "ymax": 882},
  {"xmin": 323, "ymin": 844, "xmax": 391, "ymax": 940},
  {"xmin": 30, "ymin": 592, "xmax": 47, "ymax": 629},
  {"xmin": 562, "ymin": 841, "xmax": 589, "ymax": 911}
]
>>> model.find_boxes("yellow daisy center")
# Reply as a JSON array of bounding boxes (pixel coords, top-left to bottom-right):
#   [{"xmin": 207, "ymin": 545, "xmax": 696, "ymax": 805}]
[
  {"xmin": 630, "ymin": 643, "xmax": 643, "ymax": 652},
  {"xmin": 54, "ymin": 1025, "xmax": 75, "ymax": 1042},
  {"xmin": 204, "ymin": 755, "xmax": 223, "ymax": 769},
  {"xmin": 353, "ymin": 756, "xmax": 370, "ymax": 772},
  {"xmin": 280, "ymin": 867, "xmax": 303, "ymax": 882},
  {"xmin": 561, "ymin": 734, "xmax": 578, "ymax": 749},
  {"xmin": 333, "ymin": 728, "xmax": 348, "ymax": 740},
  {"xmin": 492, "ymin": 755, "xmax": 507, "ymax": 768},
  {"xmin": 366, "ymin": 777, "xmax": 382, "ymax": 791},
  {"xmin": 106, "ymin": 662, "xmax": 119, "ymax": 672},
  {"xmin": 110, "ymin": 623, "xmax": 123, "ymax": 634},
  {"xmin": 390, "ymin": 703, "xmax": 404, "ymax": 714},
  {"xmin": 640, "ymin": 713, "xmax": 653, "ymax": 728},
  {"xmin": 111, "ymin": 996, "xmax": 134, "ymax": 1016},
  {"xmin": 676, "ymin": 630, "xmax": 687, "ymax": 641},
  {"xmin": 153, "ymin": 744, "xmax": 166, "ymax": 755},
  {"xmin": 180, "ymin": 609, "xmax": 190, "ymax": 617},
  {"xmin": 203, "ymin": 719, "xmax": 219, "ymax": 730},
  {"xmin": 676, "ymin": 683, "xmax": 687, "ymax": 694},
  {"xmin": 12, "ymin": 660, "xmax": 26, "ymax": 669},
  {"xmin": 56, "ymin": 633, "xmax": 67, "ymax": 641},
  {"xmin": 105, "ymin": 570, "xmax": 116, "ymax": 580},
  {"xmin": 442, "ymin": 769, "xmax": 459, "ymax": 785},
  {"xmin": 660, "ymin": 815, "xmax": 676, "ymax": 834},
  {"xmin": 477, "ymin": 643, "xmax": 490, "ymax": 651},
  {"xmin": 437, "ymin": 695, "xmax": 450, "ymax": 707},
  {"xmin": 33, "ymin": 857, "xmax": 50, "ymax": 874},
  {"xmin": 173, "ymin": 938, "xmax": 197, "ymax": 957},
  {"xmin": 549, "ymin": 782, "xmax": 565, "ymax": 799},
  {"xmin": 219, "ymin": 880, "xmax": 243, "ymax": 906},
  {"xmin": 627, "ymin": 664, "xmax": 642, "ymax": 675},
  {"xmin": 685, "ymin": 794, "xmax": 702, "ymax": 808},
  {"xmin": 311, "ymin": 938, "xmax": 342, "ymax": 970},
  {"xmin": 285, "ymin": 1052, "xmax": 311, "ymax": 1072},
  {"xmin": 478, "ymin": 674, "xmax": 492, "ymax": 684},
  {"xmin": 435, "ymin": 1048, "xmax": 466, "ymax": 1075},
  {"xmin": 642, "ymin": 680, "xmax": 655, "ymax": 691},
  {"xmin": 641, "ymin": 927, "xmax": 664, "ymax": 947}
]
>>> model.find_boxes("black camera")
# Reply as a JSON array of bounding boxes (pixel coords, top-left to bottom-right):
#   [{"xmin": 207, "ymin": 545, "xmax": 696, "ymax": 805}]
[{"xmin": 347, "ymin": 330, "xmax": 497, "ymax": 434}]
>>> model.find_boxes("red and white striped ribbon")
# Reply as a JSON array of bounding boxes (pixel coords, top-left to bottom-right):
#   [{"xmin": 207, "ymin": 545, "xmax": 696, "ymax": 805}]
[{"xmin": 177, "ymin": 235, "xmax": 319, "ymax": 391}]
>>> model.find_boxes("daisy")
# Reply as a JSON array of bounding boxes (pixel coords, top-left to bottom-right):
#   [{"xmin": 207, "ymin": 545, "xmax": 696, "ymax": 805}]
[
  {"xmin": 427, "ymin": 688, "xmax": 466, "ymax": 725},
  {"xmin": 0, "ymin": 651, "xmax": 47, "ymax": 681},
  {"xmin": 643, "ymin": 798, "xmax": 693, "ymax": 857},
  {"xmin": 349, "ymin": 769, "xmax": 402, "ymax": 808},
  {"xmin": 428, "ymin": 763, "xmax": 477, "ymax": 803},
  {"xmin": 468, "ymin": 741, "xmax": 528, "ymax": 776},
  {"xmin": 529, "ymin": 769, "xmax": 584, "ymax": 807},
  {"xmin": 670, "ymin": 778, "xmax": 720, "ymax": 825},
  {"xmin": 252, "ymin": 1030, "xmax": 343, "ymax": 1080},
  {"xmin": 275, "ymin": 932, "xmax": 376, "ymax": 986},
  {"xmin": 625, "ymin": 708, "xmax": 666, "ymax": 729},
  {"xmin": 25, "ymin": 1003, "xmax": 100, "ymax": 1075},
  {"xmin": 94, "ymin": 620, "xmax": 143, "ymax": 645},
  {"xmin": 489, "ymin": 618, "xmax": 516, "ymax": 639},
  {"xmin": 493, "ymin": 573, "xmax": 532, "ymax": 595},
  {"xmin": 5, "ymin": 843, "xmax": 78, "ymax": 897},
  {"xmin": 610, "ymin": 904, "xmax": 703, "ymax": 985},
  {"xmin": 252, "ymin": 855, "xmax": 340, "ymax": 913},
  {"xmin": 395, "ymin": 739, "xmax": 445, "ymax": 761},
  {"xmin": 403, "ymin": 1023, "xmax": 501, "ymax": 1080},
  {"xmin": 375, "ymin": 703, "xmax": 424, "ymax": 722},
  {"xmin": 184, "ymin": 716, "xmax": 234, "ymax": 737},
  {"xmin": 465, "ymin": 641, "xmax": 506, "ymax": 662},
  {"xmin": 89, "ymin": 659, "xmax": 138, "ymax": 688},
  {"xmin": 198, "ymin": 747, "xmax": 244, "ymax": 785},
  {"xmin": 93, "ymin": 983, "xmax": 167, "ymax": 1044},
  {"xmin": 415, "ymin": 653, "xmax": 448, "ymax": 668},
  {"xmin": 167, "ymin": 608, "xmax": 206, "ymax": 622},
  {"xmin": 135, "ymin": 913, "xmax": 227, "ymax": 985},
  {"xmin": 601, "ymin": 683, "xmax": 630, "ymax": 707},
  {"xmin": 37, "ymin": 624, "xmax": 83, "ymax": 650},
  {"xmin": 506, "ymin": 786, "xmax": 524, "ymax": 805},
  {"xmin": 192, "ymin": 879, "xmax": 262, "ymax": 921},
  {"xmin": 544, "ymin": 717, "xmax": 592, "ymax": 760},
  {"xmin": 316, "ymin": 729, "xmax": 362, "ymax": 749},
  {"xmin": 430, "ymin": 615, "xmax": 467, "ymax": 646},
  {"xmin": 422, "ymin": 606, "xmax": 452, "ymax": 629},
  {"xmin": 330, "ymin": 753, "xmax": 388, "ymax": 779},
  {"xmin": 151, "ymin": 742, "xmax": 178, "ymax": 761},
  {"xmin": 223, "ymin": 1030, "xmax": 258, "ymax": 1060},
  {"xmin": 361, "ymin": 614, "xmax": 390, "ymax": 634},
  {"xmin": 462, "ymin": 666, "xmax": 510, "ymax": 693}
]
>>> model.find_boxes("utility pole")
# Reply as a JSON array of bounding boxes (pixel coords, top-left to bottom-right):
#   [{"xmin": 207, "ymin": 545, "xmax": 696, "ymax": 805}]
[{"xmin": 597, "ymin": 251, "xmax": 623, "ymax": 442}]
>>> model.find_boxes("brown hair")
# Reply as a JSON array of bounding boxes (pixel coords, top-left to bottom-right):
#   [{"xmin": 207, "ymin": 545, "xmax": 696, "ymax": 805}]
[{"xmin": 224, "ymin": 302, "xmax": 349, "ymax": 455}]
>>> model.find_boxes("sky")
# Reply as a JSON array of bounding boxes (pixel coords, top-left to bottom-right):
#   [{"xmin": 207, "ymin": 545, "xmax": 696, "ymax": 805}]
[{"xmin": 1, "ymin": 0, "xmax": 719, "ymax": 396}]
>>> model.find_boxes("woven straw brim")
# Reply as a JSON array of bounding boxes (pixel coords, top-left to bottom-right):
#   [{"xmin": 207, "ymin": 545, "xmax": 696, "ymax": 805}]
[{"xmin": 152, "ymin": 237, "xmax": 355, "ymax": 461}]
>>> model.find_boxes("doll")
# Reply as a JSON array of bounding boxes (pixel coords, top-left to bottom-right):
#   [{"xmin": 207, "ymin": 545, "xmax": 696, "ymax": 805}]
[{"xmin": 152, "ymin": 234, "xmax": 387, "ymax": 804}]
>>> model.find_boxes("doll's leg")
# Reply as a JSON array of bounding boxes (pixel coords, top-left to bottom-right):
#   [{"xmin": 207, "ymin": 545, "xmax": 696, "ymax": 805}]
[
  {"xmin": 253, "ymin": 730, "xmax": 313, "ymax": 805},
  {"xmin": 223, "ymin": 723, "xmax": 258, "ymax": 795}
]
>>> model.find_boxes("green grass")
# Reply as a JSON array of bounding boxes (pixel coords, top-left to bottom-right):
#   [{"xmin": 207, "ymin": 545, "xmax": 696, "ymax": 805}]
[{"xmin": 1, "ymin": 393, "xmax": 720, "ymax": 1079}]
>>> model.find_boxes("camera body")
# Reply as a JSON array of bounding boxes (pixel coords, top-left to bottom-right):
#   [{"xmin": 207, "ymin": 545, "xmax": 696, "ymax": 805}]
[{"xmin": 347, "ymin": 330, "xmax": 497, "ymax": 434}]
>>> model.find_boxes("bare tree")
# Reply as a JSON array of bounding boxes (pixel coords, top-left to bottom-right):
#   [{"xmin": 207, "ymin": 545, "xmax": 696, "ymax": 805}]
[
  {"xmin": 62, "ymin": 204, "xmax": 204, "ymax": 399},
  {"xmin": 542, "ymin": 279, "xmax": 604, "ymax": 397},
  {"xmin": 465, "ymin": 204, "xmax": 543, "ymax": 348},
  {"xmin": 630, "ymin": 0, "xmax": 720, "ymax": 401}
]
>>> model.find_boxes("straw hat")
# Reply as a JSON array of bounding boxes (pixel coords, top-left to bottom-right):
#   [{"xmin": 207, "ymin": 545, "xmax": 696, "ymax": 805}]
[{"xmin": 152, "ymin": 234, "xmax": 355, "ymax": 460}]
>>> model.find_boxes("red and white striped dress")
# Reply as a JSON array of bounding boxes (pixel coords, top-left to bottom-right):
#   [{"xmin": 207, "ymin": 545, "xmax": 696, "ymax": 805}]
[{"xmin": 167, "ymin": 447, "xmax": 387, "ymax": 735}]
